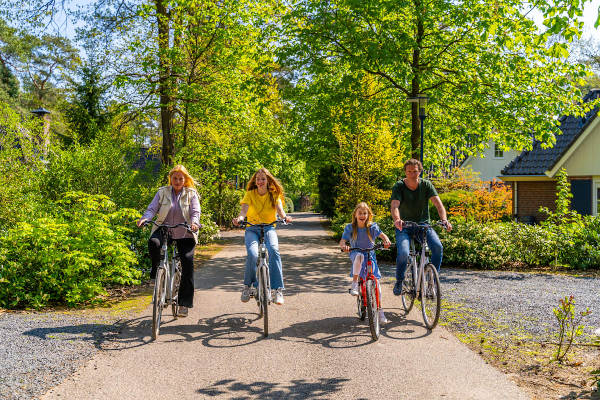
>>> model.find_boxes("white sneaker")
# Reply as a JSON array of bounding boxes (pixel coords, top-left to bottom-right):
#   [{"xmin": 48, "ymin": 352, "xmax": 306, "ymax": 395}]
[
  {"xmin": 241, "ymin": 286, "xmax": 250, "ymax": 302},
  {"xmin": 273, "ymin": 288, "xmax": 284, "ymax": 305},
  {"xmin": 349, "ymin": 282, "xmax": 359, "ymax": 296},
  {"xmin": 379, "ymin": 309, "xmax": 388, "ymax": 324}
]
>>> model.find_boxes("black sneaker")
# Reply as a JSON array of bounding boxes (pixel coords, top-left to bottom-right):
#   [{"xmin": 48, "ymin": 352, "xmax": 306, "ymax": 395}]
[{"xmin": 393, "ymin": 282, "xmax": 402, "ymax": 296}]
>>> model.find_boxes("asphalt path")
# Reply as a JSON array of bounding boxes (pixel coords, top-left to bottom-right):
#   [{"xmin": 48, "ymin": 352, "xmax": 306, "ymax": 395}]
[{"xmin": 42, "ymin": 213, "xmax": 528, "ymax": 400}]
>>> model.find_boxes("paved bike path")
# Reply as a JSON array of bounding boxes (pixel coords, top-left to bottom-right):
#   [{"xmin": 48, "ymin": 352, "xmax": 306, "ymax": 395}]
[{"xmin": 42, "ymin": 213, "xmax": 528, "ymax": 399}]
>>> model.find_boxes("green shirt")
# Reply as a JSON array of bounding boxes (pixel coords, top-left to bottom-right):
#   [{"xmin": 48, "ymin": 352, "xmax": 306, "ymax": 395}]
[{"xmin": 390, "ymin": 178, "xmax": 438, "ymax": 223}]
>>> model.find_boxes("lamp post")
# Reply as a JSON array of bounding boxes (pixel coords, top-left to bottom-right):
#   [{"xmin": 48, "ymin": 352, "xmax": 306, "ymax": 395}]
[{"xmin": 407, "ymin": 95, "xmax": 429, "ymax": 165}]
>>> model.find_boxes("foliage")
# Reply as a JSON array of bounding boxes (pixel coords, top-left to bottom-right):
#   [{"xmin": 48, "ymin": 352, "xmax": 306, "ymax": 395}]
[
  {"xmin": 552, "ymin": 295, "xmax": 591, "ymax": 363},
  {"xmin": 197, "ymin": 212, "xmax": 220, "ymax": 245},
  {"xmin": 0, "ymin": 192, "xmax": 142, "ymax": 309},
  {"xmin": 429, "ymin": 191, "xmax": 471, "ymax": 221},
  {"xmin": 449, "ymin": 184, "xmax": 512, "ymax": 223},
  {"xmin": 0, "ymin": 101, "xmax": 47, "ymax": 225},
  {"xmin": 64, "ymin": 64, "xmax": 111, "ymax": 144},
  {"xmin": 438, "ymin": 217, "xmax": 600, "ymax": 269},
  {"xmin": 431, "ymin": 167, "xmax": 484, "ymax": 194},
  {"xmin": 38, "ymin": 132, "xmax": 156, "ymax": 210},
  {"xmin": 284, "ymin": 196, "xmax": 294, "ymax": 214},
  {"xmin": 316, "ymin": 164, "xmax": 341, "ymax": 218},
  {"xmin": 206, "ymin": 185, "xmax": 244, "ymax": 228},
  {"xmin": 279, "ymin": 0, "xmax": 592, "ymax": 167}
]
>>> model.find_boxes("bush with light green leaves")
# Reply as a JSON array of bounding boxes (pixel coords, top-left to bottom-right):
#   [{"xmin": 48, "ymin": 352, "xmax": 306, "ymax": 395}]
[{"xmin": 0, "ymin": 192, "xmax": 142, "ymax": 309}]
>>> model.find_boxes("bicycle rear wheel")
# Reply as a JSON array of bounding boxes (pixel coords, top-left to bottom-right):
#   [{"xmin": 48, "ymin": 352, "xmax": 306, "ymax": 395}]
[
  {"xmin": 365, "ymin": 280, "xmax": 380, "ymax": 341},
  {"xmin": 171, "ymin": 257, "xmax": 182, "ymax": 318},
  {"xmin": 152, "ymin": 267, "xmax": 166, "ymax": 340},
  {"xmin": 401, "ymin": 264, "xmax": 415, "ymax": 313},
  {"xmin": 259, "ymin": 264, "xmax": 269, "ymax": 337},
  {"xmin": 421, "ymin": 263, "xmax": 441, "ymax": 330}
]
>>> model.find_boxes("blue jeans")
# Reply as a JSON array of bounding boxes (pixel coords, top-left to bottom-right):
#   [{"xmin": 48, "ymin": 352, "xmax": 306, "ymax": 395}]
[
  {"xmin": 244, "ymin": 225, "xmax": 284, "ymax": 290},
  {"xmin": 395, "ymin": 226, "xmax": 443, "ymax": 283}
]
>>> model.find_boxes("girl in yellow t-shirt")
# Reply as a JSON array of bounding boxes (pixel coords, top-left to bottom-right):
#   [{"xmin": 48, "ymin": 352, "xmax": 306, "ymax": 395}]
[{"xmin": 233, "ymin": 168, "xmax": 293, "ymax": 305}]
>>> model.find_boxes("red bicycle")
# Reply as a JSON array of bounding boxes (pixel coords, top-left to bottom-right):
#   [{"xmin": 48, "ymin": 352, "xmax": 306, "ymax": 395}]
[{"xmin": 342, "ymin": 242, "xmax": 389, "ymax": 341}]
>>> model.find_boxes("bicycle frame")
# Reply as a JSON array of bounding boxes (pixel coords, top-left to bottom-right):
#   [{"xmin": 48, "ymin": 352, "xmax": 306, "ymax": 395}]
[{"xmin": 359, "ymin": 251, "xmax": 381, "ymax": 309}]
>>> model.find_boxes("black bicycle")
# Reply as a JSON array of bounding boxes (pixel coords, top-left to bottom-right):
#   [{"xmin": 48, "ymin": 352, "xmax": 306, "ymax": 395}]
[
  {"xmin": 144, "ymin": 221, "xmax": 192, "ymax": 340},
  {"xmin": 400, "ymin": 221, "xmax": 445, "ymax": 330},
  {"xmin": 239, "ymin": 218, "xmax": 288, "ymax": 337}
]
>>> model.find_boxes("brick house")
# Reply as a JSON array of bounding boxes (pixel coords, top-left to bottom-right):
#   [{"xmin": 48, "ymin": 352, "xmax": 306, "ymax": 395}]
[{"xmin": 499, "ymin": 89, "xmax": 600, "ymax": 222}]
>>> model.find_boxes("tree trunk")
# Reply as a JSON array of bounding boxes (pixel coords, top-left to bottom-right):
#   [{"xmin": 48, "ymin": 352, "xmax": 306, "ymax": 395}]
[
  {"xmin": 410, "ymin": 0, "xmax": 425, "ymax": 161},
  {"xmin": 156, "ymin": 0, "xmax": 174, "ymax": 166}
]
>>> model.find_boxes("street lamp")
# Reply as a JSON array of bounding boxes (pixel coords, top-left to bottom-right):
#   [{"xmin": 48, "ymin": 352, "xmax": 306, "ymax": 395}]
[{"xmin": 407, "ymin": 95, "xmax": 429, "ymax": 165}]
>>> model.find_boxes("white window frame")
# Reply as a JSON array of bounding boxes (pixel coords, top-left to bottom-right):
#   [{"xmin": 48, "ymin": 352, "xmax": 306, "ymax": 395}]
[{"xmin": 493, "ymin": 142, "xmax": 504, "ymax": 159}]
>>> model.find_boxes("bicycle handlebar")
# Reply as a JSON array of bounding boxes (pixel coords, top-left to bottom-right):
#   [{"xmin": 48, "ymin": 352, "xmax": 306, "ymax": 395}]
[
  {"xmin": 401, "ymin": 220, "xmax": 448, "ymax": 229},
  {"xmin": 143, "ymin": 221, "xmax": 196, "ymax": 232},
  {"xmin": 340, "ymin": 242, "xmax": 393, "ymax": 252},
  {"xmin": 239, "ymin": 217, "xmax": 289, "ymax": 228}
]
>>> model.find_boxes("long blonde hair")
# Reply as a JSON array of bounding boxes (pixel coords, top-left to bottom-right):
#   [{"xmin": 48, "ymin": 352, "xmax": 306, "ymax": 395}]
[
  {"xmin": 168, "ymin": 164, "xmax": 196, "ymax": 188},
  {"xmin": 246, "ymin": 167, "xmax": 284, "ymax": 207},
  {"xmin": 351, "ymin": 202, "xmax": 374, "ymax": 242}
]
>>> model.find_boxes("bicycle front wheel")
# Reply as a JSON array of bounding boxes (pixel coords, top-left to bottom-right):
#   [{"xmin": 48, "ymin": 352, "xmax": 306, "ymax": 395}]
[
  {"xmin": 401, "ymin": 264, "xmax": 415, "ymax": 313},
  {"xmin": 171, "ymin": 257, "xmax": 182, "ymax": 318},
  {"xmin": 357, "ymin": 291, "xmax": 366, "ymax": 320},
  {"xmin": 152, "ymin": 267, "xmax": 166, "ymax": 340},
  {"xmin": 421, "ymin": 263, "xmax": 441, "ymax": 330},
  {"xmin": 259, "ymin": 264, "xmax": 269, "ymax": 337},
  {"xmin": 366, "ymin": 280, "xmax": 380, "ymax": 341}
]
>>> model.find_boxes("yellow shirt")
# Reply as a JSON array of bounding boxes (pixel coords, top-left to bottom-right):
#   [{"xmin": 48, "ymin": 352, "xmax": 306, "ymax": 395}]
[{"xmin": 241, "ymin": 189, "xmax": 283, "ymax": 224}]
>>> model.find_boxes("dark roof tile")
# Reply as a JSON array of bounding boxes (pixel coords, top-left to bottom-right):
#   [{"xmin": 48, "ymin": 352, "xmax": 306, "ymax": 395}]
[{"xmin": 501, "ymin": 89, "xmax": 600, "ymax": 176}]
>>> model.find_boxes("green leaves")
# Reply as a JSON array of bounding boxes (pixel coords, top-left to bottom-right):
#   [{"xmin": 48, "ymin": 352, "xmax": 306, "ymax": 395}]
[{"xmin": 0, "ymin": 192, "xmax": 142, "ymax": 309}]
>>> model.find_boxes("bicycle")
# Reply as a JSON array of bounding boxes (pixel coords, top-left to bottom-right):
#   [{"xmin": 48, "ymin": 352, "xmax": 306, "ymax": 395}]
[
  {"xmin": 144, "ymin": 221, "xmax": 192, "ymax": 340},
  {"xmin": 342, "ymin": 242, "xmax": 390, "ymax": 341},
  {"xmin": 399, "ymin": 221, "xmax": 445, "ymax": 330},
  {"xmin": 239, "ymin": 217, "xmax": 288, "ymax": 337}
]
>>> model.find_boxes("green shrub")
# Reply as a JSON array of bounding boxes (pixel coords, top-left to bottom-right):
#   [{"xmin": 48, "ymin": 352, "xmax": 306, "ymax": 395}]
[
  {"xmin": 284, "ymin": 196, "xmax": 294, "ymax": 214},
  {"xmin": 429, "ymin": 190, "xmax": 472, "ymax": 220},
  {"xmin": 206, "ymin": 185, "xmax": 243, "ymax": 228},
  {"xmin": 198, "ymin": 212, "xmax": 220, "ymax": 244},
  {"xmin": 0, "ymin": 192, "xmax": 142, "ymax": 309}
]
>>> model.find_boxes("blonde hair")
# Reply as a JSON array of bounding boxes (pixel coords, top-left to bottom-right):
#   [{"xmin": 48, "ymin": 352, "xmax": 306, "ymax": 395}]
[
  {"xmin": 168, "ymin": 164, "xmax": 196, "ymax": 188},
  {"xmin": 351, "ymin": 202, "xmax": 374, "ymax": 242},
  {"xmin": 246, "ymin": 167, "xmax": 284, "ymax": 207}
]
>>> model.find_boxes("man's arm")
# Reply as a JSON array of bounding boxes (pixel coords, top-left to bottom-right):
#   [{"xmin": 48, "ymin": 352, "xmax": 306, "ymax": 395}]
[
  {"xmin": 390, "ymin": 199, "xmax": 402, "ymax": 230},
  {"xmin": 430, "ymin": 196, "xmax": 452, "ymax": 231}
]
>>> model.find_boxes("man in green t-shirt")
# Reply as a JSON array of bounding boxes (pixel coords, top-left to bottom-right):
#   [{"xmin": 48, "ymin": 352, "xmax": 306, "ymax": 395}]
[{"xmin": 390, "ymin": 159, "xmax": 452, "ymax": 296}]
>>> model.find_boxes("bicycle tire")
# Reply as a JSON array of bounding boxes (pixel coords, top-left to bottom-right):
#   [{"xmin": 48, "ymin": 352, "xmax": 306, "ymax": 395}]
[
  {"xmin": 260, "ymin": 264, "xmax": 269, "ymax": 337},
  {"xmin": 366, "ymin": 280, "xmax": 380, "ymax": 341},
  {"xmin": 357, "ymin": 291, "xmax": 366, "ymax": 320},
  {"xmin": 421, "ymin": 263, "xmax": 441, "ymax": 330},
  {"xmin": 171, "ymin": 257, "xmax": 182, "ymax": 318},
  {"xmin": 152, "ymin": 267, "xmax": 166, "ymax": 340},
  {"xmin": 401, "ymin": 263, "xmax": 416, "ymax": 313}
]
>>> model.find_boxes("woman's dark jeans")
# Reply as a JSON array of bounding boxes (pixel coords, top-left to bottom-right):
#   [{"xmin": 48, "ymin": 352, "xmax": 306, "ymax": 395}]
[{"xmin": 148, "ymin": 230, "xmax": 195, "ymax": 308}]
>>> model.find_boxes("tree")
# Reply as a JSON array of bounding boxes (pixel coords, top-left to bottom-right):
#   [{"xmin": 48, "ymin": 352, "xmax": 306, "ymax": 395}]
[
  {"xmin": 279, "ymin": 0, "xmax": 594, "ymax": 165},
  {"xmin": 64, "ymin": 64, "xmax": 111, "ymax": 144}
]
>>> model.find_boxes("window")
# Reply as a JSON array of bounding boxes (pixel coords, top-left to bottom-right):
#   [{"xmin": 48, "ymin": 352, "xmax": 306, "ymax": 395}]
[{"xmin": 494, "ymin": 142, "xmax": 503, "ymax": 158}]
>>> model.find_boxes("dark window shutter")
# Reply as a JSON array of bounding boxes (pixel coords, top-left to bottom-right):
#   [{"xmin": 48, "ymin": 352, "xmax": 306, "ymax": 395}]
[{"xmin": 570, "ymin": 179, "xmax": 592, "ymax": 215}]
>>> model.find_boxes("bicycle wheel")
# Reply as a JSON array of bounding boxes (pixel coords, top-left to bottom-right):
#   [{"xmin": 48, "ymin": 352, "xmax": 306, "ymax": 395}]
[
  {"xmin": 401, "ymin": 263, "xmax": 416, "ymax": 313},
  {"xmin": 365, "ymin": 280, "xmax": 380, "ymax": 341},
  {"xmin": 421, "ymin": 263, "xmax": 441, "ymax": 330},
  {"xmin": 152, "ymin": 267, "xmax": 166, "ymax": 340},
  {"xmin": 356, "ymin": 290, "xmax": 366, "ymax": 320},
  {"xmin": 259, "ymin": 264, "xmax": 269, "ymax": 337},
  {"xmin": 171, "ymin": 257, "xmax": 182, "ymax": 318}
]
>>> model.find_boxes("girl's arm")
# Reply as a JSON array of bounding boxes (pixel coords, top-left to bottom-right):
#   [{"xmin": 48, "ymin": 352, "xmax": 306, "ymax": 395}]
[
  {"xmin": 339, "ymin": 238, "xmax": 350, "ymax": 252},
  {"xmin": 378, "ymin": 232, "xmax": 392, "ymax": 248},
  {"xmin": 233, "ymin": 203, "xmax": 250, "ymax": 226},
  {"xmin": 276, "ymin": 198, "xmax": 293, "ymax": 223}
]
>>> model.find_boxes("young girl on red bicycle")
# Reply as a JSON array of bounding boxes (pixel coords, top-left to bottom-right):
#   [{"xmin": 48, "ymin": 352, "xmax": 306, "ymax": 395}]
[{"xmin": 339, "ymin": 202, "xmax": 391, "ymax": 324}]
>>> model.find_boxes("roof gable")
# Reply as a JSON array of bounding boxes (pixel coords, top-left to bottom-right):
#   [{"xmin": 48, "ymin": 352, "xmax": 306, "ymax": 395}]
[{"xmin": 501, "ymin": 89, "xmax": 600, "ymax": 176}]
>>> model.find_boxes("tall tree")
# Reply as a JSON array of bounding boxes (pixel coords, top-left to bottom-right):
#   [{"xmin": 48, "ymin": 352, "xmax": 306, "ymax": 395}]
[{"xmin": 279, "ymin": 0, "xmax": 595, "ymax": 164}]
